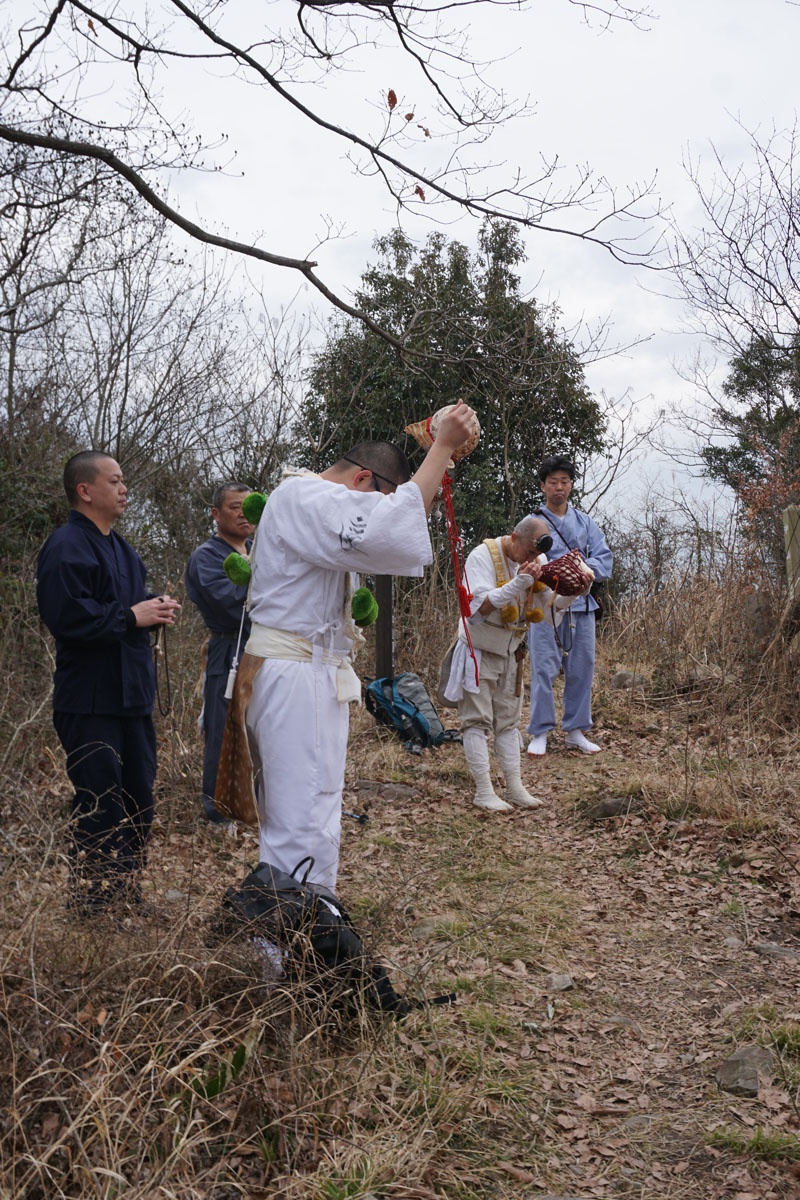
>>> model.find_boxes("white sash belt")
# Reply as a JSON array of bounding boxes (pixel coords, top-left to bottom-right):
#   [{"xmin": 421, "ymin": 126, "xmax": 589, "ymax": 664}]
[{"xmin": 245, "ymin": 624, "xmax": 362, "ymax": 703}]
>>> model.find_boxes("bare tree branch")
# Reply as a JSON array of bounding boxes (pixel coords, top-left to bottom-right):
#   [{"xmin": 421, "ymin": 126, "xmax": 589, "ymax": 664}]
[
  {"xmin": 0, "ymin": 121, "xmax": 414, "ymax": 349},
  {"xmin": 669, "ymin": 121, "xmax": 800, "ymax": 356},
  {"xmin": 1, "ymin": 1, "xmax": 662, "ymax": 343}
]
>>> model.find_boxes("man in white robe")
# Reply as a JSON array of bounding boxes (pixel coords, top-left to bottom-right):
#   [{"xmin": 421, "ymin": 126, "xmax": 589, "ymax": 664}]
[
  {"xmin": 243, "ymin": 403, "xmax": 478, "ymax": 889},
  {"xmin": 444, "ymin": 515, "xmax": 569, "ymax": 812}
]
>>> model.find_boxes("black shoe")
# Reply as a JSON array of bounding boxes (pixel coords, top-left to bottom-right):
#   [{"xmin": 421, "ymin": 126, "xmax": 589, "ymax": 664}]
[
  {"xmin": 67, "ymin": 895, "xmax": 111, "ymax": 920},
  {"xmin": 67, "ymin": 896, "xmax": 143, "ymax": 934},
  {"xmin": 206, "ymin": 808, "xmax": 231, "ymax": 825},
  {"xmin": 201, "ymin": 798, "xmax": 231, "ymax": 825},
  {"xmin": 125, "ymin": 895, "xmax": 170, "ymax": 923},
  {"xmin": 67, "ymin": 884, "xmax": 121, "ymax": 920},
  {"xmin": 204, "ymin": 808, "xmax": 236, "ymax": 832},
  {"xmin": 113, "ymin": 882, "xmax": 170, "ymax": 923}
]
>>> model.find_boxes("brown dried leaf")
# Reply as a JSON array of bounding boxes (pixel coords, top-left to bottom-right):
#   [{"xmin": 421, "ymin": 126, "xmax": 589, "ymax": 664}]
[
  {"xmin": 41, "ymin": 1113, "xmax": 60, "ymax": 1138},
  {"xmin": 496, "ymin": 1162, "xmax": 536, "ymax": 1183},
  {"xmin": 387, "ymin": 89, "xmax": 397, "ymax": 110}
]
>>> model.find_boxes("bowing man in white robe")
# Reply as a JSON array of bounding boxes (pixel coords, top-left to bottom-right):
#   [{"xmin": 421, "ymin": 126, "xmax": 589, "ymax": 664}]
[{"xmin": 244, "ymin": 403, "xmax": 478, "ymax": 889}]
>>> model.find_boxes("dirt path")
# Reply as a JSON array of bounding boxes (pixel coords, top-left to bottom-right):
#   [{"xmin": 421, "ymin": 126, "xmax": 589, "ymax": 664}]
[
  {"xmin": 11, "ymin": 655, "xmax": 800, "ymax": 1197},
  {"xmin": 328, "ymin": 697, "xmax": 800, "ymax": 1199}
]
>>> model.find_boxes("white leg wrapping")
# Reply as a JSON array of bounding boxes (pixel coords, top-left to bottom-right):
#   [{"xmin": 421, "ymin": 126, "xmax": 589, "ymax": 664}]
[
  {"xmin": 248, "ymin": 660, "xmax": 345, "ymax": 890},
  {"xmin": 462, "ymin": 728, "xmax": 511, "ymax": 812},
  {"xmin": 495, "ymin": 728, "xmax": 544, "ymax": 809}
]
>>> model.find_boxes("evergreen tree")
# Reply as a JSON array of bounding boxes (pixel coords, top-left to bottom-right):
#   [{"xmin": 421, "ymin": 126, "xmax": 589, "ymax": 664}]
[
  {"xmin": 297, "ymin": 220, "xmax": 606, "ymax": 544},
  {"xmin": 702, "ymin": 335, "xmax": 800, "ymax": 569}
]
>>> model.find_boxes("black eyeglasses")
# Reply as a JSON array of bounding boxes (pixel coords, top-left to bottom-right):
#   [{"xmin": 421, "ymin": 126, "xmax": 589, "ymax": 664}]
[{"xmin": 341, "ymin": 455, "xmax": 398, "ymax": 494}]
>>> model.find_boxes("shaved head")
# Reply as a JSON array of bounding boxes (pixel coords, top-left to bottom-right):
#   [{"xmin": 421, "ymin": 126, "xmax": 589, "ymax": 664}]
[{"xmin": 63, "ymin": 450, "xmax": 116, "ymax": 507}]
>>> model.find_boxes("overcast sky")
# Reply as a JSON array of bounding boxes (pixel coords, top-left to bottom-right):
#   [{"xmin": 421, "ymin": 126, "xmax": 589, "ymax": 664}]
[{"xmin": 162, "ymin": 0, "xmax": 799, "ymax": 500}]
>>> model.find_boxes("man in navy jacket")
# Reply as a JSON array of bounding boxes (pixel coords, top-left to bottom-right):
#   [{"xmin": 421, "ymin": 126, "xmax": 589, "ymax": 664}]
[{"xmin": 37, "ymin": 451, "xmax": 180, "ymax": 916}]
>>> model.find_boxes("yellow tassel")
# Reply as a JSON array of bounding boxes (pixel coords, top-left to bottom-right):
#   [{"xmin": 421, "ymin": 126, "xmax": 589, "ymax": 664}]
[
  {"xmin": 526, "ymin": 607, "xmax": 544, "ymax": 623},
  {"xmin": 532, "ymin": 580, "xmax": 547, "ymax": 593},
  {"xmin": 501, "ymin": 603, "xmax": 519, "ymax": 624}
]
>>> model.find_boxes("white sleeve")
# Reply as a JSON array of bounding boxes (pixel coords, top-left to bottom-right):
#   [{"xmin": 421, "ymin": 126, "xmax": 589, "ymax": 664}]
[{"xmin": 462, "ymin": 544, "xmax": 501, "ymax": 618}]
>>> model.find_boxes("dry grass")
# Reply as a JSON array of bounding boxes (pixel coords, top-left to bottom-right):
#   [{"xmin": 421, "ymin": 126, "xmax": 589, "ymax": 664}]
[{"xmin": 2, "ymin": 569, "xmax": 800, "ymax": 1197}]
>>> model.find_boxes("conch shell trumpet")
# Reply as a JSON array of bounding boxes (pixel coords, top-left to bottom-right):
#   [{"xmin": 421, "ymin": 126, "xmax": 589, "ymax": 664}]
[
  {"xmin": 404, "ymin": 402, "xmax": 481, "ymax": 465},
  {"xmin": 537, "ymin": 548, "xmax": 595, "ymax": 597}
]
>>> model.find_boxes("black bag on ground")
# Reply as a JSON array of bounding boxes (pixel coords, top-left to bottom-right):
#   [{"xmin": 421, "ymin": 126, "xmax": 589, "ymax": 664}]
[
  {"xmin": 364, "ymin": 672, "xmax": 461, "ymax": 753},
  {"xmin": 218, "ymin": 858, "xmax": 422, "ymax": 1017}
]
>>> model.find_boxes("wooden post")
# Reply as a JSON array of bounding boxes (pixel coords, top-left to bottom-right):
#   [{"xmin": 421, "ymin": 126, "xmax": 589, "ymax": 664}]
[
  {"xmin": 785, "ymin": 505, "xmax": 800, "ymax": 590},
  {"xmin": 783, "ymin": 505, "xmax": 800, "ymax": 652},
  {"xmin": 374, "ymin": 575, "xmax": 394, "ymax": 679}
]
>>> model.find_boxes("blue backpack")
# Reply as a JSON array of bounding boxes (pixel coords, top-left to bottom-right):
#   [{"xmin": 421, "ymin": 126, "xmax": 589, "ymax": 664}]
[{"xmin": 364, "ymin": 672, "xmax": 461, "ymax": 754}]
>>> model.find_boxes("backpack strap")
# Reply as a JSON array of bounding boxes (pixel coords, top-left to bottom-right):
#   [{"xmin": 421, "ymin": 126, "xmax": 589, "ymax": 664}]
[
  {"xmin": 291, "ymin": 856, "xmax": 315, "ymax": 885},
  {"xmin": 391, "ymin": 676, "xmax": 432, "ymax": 743},
  {"xmin": 536, "ymin": 506, "xmax": 588, "ymax": 556}
]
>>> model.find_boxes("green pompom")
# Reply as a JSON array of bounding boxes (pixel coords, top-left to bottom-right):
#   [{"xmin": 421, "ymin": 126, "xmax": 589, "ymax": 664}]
[
  {"xmin": 351, "ymin": 586, "xmax": 379, "ymax": 628},
  {"xmin": 241, "ymin": 491, "xmax": 267, "ymax": 524},
  {"xmin": 223, "ymin": 552, "xmax": 252, "ymax": 586}
]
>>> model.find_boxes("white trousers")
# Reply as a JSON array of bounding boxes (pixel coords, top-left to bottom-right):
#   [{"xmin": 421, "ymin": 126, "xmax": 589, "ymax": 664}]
[
  {"xmin": 246, "ymin": 659, "xmax": 348, "ymax": 890},
  {"xmin": 457, "ymin": 646, "xmax": 523, "ymax": 739}
]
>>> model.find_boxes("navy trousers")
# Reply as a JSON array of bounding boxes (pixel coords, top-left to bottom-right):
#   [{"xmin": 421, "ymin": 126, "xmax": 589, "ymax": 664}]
[
  {"xmin": 201, "ymin": 635, "xmax": 237, "ymax": 818},
  {"xmin": 53, "ymin": 711, "xmax": 156, "ymax": 907}
]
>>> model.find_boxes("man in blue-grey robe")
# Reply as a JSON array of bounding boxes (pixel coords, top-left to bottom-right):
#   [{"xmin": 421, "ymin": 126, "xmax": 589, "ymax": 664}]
[{"xmin": 526, "ymin": 454, "xmax": 613, "ymax": 757}]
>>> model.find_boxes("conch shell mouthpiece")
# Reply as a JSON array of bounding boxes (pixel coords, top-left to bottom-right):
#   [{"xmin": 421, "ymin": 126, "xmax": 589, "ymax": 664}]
[
  {"xmin": 404, "ymin": 403, "xmax": 481, "ymax": 465},
  {"xmin": 402, "ymin": 418, "xmax": 435, "ymax": 451}
]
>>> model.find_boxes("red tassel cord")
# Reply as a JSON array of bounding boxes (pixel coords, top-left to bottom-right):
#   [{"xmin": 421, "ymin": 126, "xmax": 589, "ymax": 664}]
[{"xmin": 439, "ymin": 471, "xmax": 480, "ymax": 689}]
